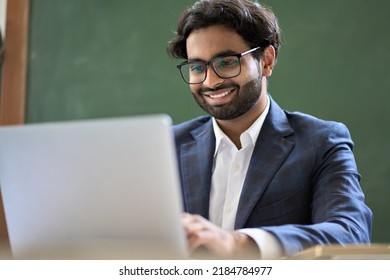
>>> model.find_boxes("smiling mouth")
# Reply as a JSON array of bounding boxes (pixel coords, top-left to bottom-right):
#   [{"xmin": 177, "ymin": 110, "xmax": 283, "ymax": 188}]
[
  {"xmin": 208, "ymin": 91, "xmax": 230, "ymax": 99},
  {"xmin": 205, "ymin": 88, "xmax": 235, "ymax": 99}
]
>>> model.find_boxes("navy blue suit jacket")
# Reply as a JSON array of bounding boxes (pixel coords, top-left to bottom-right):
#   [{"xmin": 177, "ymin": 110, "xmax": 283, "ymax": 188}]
[{"xmin": 173, "ymin": 96, "xmax": 372, "ymax": 256}]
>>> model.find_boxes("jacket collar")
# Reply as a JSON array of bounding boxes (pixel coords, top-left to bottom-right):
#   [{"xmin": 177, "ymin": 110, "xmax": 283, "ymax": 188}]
[{"xmin": 235, "ymin": 97, "xmax": 295, "ymax": 228}]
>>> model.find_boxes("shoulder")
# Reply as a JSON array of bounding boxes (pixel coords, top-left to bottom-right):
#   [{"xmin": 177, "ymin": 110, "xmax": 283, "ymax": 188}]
[
  {"xmin": 173, "ymin": 115, "xmax": 211, "ymax": 135},
  {"xmin": 268, "ymin": 97, "xmax": 352, "ymax": 145},
  {"xmin": 268, "ymin": 96, "xmax": 350, "ymax": 138},
  {"xmin": 286, "ymin": 111, "xmax": 351, "ymax": 137},
  {"xmin": 282, "ymin": 110, "xmax": 354, "ymax": 152},
  {"xmin": 287, "ymin": 110, "xmax": 349, "ymax": 133},
  {"xmin": 173, "ymin": 115, "xmax": 212, "ymax": 142}
]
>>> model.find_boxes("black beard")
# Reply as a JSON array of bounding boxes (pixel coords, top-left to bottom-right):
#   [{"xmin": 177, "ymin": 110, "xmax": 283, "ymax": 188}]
[{"xmin": 192, "ymin": 77, "xmax": 263, "ymax": 120}]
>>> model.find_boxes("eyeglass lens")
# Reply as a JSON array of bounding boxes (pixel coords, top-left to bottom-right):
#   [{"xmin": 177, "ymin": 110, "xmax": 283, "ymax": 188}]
[{"xmin": 180, "ymin": 56, "xmax": 241, "ymax": 84}]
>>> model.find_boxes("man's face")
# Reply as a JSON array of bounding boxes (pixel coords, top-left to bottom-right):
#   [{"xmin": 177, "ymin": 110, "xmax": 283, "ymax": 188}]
[{"xmin": 186, "ymin": 25, "xmax": 263, "ymax": 120}]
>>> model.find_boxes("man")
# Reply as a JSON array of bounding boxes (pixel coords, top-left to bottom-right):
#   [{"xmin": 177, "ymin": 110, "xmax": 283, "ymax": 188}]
[{"xmin": 167, "ymin": 0, "xmax": 372, "ymax": 259}]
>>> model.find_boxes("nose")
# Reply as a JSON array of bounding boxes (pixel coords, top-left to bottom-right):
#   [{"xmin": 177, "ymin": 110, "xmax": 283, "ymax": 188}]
[{"xmin": 202, "ymin": 65, "xmax": 224, "ymax": 88}]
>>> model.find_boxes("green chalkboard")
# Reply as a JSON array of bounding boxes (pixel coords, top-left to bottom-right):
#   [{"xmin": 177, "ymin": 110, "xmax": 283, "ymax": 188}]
[
  {"xmin": 27, "ymin": 0, "xmax": 202, "ymax": 123},
  {"xmin": 260, "ymin": 0, "xmax": 390, "ymax": 243},
  {"xmin": 26, "ymin": 0, "xmax": 390, "ymax": 243}
]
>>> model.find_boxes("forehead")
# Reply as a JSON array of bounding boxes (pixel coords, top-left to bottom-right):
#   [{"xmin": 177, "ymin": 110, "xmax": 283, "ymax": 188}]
[{"xmin": 186, "ymin": 25, "xmax": 250, "ymax": 60}]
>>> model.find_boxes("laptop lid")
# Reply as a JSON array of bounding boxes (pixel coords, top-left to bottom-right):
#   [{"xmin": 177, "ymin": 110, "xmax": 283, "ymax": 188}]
[{"xmin": 0, "ymin": 114, "xmax": 187, "ymax": 259}]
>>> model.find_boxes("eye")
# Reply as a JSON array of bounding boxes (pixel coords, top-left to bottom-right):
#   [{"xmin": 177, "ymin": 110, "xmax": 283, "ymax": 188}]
[
  {"xmin": 216, "ymin": 56, "xmax": 239, "ymax": 68},
  {"xmin": 189, "ymin": 63, "xmax": 205, "ymax": 74}
]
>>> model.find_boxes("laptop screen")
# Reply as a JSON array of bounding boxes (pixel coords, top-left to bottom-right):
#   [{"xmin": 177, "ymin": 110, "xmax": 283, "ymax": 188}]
[{"xmin": 0, "ymin": 115, "xmax": 187, "ymax": 259}]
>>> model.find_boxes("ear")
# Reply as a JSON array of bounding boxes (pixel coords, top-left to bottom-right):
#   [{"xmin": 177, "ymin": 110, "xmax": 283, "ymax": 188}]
[{"xmin": 261, "ymin": 46, "xmax": 276, "ymax": 77}]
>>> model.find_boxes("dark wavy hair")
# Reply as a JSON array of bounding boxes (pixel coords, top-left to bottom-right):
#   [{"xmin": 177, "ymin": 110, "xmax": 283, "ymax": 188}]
[{"xmin": 167, "ymin": 0, "xmax": 281, "ymax": 60}]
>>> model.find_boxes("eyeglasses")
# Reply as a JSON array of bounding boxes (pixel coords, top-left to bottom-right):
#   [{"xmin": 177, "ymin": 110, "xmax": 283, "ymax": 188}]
[{"xmin": 176, "ymin": 46, "xmax": 261, "ymax": 84}]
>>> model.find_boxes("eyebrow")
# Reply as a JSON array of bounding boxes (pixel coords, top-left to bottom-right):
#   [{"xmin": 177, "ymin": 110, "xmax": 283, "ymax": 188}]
[{"xmin": 187, "ymin": 49, "xmax": 239, "ymax": 62}]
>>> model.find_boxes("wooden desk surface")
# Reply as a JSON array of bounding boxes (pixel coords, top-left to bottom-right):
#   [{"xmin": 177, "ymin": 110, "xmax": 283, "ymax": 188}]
[{"xmin": 287, "ymin": 244, "xmax": 390, "ymax": 260}]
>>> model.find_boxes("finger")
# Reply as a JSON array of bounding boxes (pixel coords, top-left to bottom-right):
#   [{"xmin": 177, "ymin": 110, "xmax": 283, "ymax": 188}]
[
  {"xmin": 182, "ymin": 214, "xmax": 213, "ymax": 250},
  {"xmin": 182, "ymin": 213, "xmax": 208, "ymax": 233}
]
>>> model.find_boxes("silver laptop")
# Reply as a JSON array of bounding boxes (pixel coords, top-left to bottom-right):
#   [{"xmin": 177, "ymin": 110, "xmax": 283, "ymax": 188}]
[{"xmin": 0, "ymin": 114, "xmax": 187, "ymax": 259}]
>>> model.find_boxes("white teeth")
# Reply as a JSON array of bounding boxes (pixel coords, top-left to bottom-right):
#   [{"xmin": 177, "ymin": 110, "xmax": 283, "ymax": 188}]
[{"xmin": 209, "ymin": 91, "xmax": 230, "ymax": 99}]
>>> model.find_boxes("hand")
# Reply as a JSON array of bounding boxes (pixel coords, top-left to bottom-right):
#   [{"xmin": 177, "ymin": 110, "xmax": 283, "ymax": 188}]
[{"xmin": 182, "ymin": 212, "xmax": 259, "ymax": 259}]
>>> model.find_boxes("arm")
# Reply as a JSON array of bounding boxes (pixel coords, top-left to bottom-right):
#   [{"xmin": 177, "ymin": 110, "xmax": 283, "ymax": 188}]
[{"xmin": 261, "ymin": 122, "xmax": 373, "ymax": 256}]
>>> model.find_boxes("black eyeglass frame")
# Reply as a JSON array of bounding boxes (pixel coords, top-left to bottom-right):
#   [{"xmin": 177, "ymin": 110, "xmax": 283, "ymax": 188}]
[{"xmin": 176, "ymin": 46, "xmax": 261, "ymax": 85}]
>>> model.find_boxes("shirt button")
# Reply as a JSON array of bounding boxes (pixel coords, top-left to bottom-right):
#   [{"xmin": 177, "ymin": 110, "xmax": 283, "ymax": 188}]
[
  {"xmin": 232, "ymin": 164, "xmax": 240, "ymax": 171},
  {"xmin": 227, "ymin": 206, "xmax": 234, "ymax": 212}
]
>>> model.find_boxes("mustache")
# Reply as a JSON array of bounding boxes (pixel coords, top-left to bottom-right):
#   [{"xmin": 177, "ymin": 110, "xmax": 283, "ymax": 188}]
[{"xmin": 198, "ymin": 84, "xmax": 239, "ymax": 95}]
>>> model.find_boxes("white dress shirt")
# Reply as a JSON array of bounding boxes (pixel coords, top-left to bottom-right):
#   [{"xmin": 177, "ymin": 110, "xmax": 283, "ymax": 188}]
[{"xmin": 209, "ymin": 95, "xmax": 283, "ymax": 259}]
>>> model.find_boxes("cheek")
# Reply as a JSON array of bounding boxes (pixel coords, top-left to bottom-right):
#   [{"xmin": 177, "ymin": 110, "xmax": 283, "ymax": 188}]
[
  {"xmin": 189, "ymin": 84, "xmax": 199, "ymax": 94},
  {"xmin": 241, "ymin": 60, "xmax": 261, "ymax": 80}
]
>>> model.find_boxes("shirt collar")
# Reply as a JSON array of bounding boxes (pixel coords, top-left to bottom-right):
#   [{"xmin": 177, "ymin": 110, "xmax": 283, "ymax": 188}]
[{"xmin": 212, "ymin": 94, "xmax": 270, "ymax": 156}]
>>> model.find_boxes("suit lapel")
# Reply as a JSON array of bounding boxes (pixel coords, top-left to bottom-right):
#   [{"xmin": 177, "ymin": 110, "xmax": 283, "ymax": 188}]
[
  {"xmin": 179, "ymin": 120, "xmax": 215, "ymax": 218},
  {"xmin": 235, "ymin": 98, "xmax": 295, "ymax": 229}
]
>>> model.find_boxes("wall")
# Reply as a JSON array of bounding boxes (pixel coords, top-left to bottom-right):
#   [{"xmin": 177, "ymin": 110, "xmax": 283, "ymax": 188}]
[{"xmin": 0, "ymin": 0, "xmax": 6, "ymax": 38}]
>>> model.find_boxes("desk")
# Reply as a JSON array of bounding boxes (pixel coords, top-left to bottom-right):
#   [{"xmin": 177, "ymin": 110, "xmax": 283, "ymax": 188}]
[{"xmin": 287, "ymin": 244, "xmax": 390, "ymax": 260}]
